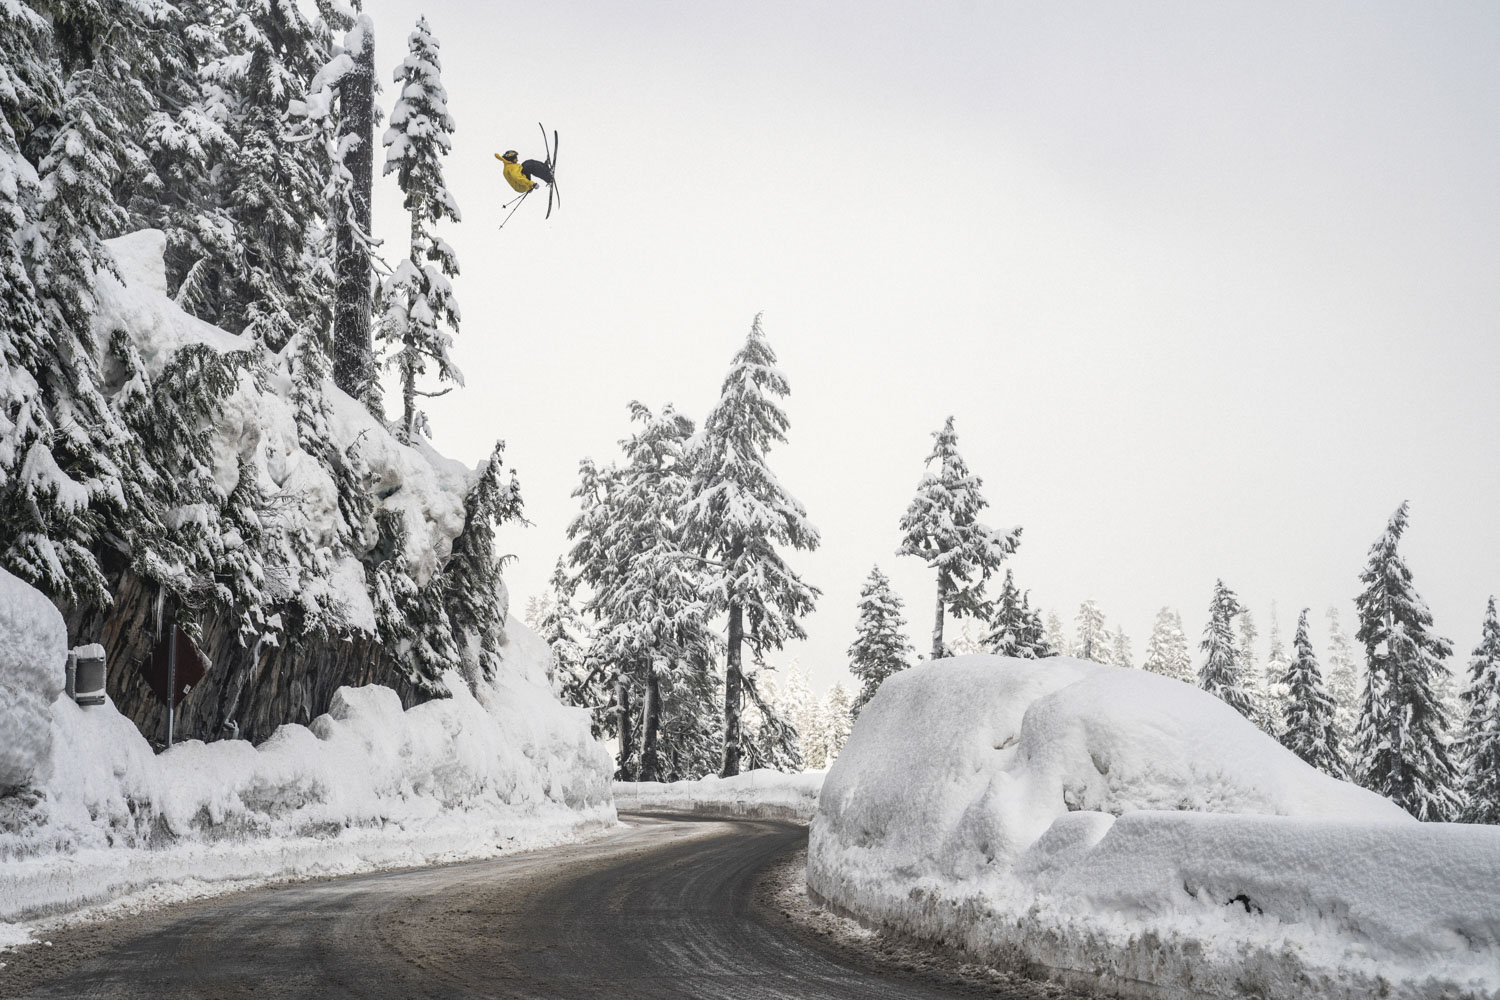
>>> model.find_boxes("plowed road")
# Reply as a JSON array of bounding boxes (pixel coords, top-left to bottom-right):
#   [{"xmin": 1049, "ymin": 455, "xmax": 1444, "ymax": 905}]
[{"xmin": 6, "ymin": 815, "xmax": 1060, "ymax": 999}]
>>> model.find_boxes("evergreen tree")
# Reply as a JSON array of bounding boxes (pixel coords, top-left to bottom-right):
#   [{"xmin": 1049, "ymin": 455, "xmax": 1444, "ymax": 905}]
[
  {"xmin": 1109, "ymin": 626, "xmax": 1134, "ymax": 670},
  {"xmin": 1142, "ymin": 607, "xmax": 1193, "ymax": 682},
  {"xmin": 681, "ymin": 316, "xmax": 820, "ymax": 778},
  {"xmin": 1074, "ymin": 599, "xmax": 1109, "ymax": 663},
  {"xmin": 570, "ymin": 404, "xmax": 717, "ymax": 780},
  {"xmin": 1265, "ymin": 601, "xmax": 1290, "ymax": 691},
  {"xmin": 1280, "ymin": 609, "xmax": 1346, "ymax": 778},
  {"xmin": 330, "ymin": 14, "xmax": 376, "ymax": 401},
  {"xmin": 206, "ymin": 0, "xmax": 331, "ymax": 350},
  {"xmin": 898, "ymin": 416, "xmax": 1019, "ymax": 661},
  {"xmin": 1456, "ymin": 597, "xmax": 1500, "ymax": 824},
  {"xmin": 1045, "ymin": 610, "xmax": 1072, "ymax": 657},
  {"xmin": 821, "ymin": 682, "xmax": 854, "ymax": 763},
  {"xmin": 534, "ymin": 563, "xmax": 585, "ymax": 683},
  {"xmin": 379, "ymin": 16, "xmax": 462, "ymax": 440},
  {"xmin": 1352, "ymin": 503, "xmax": 1461, "ymax": 821},
  {"xmin": 1325, "ymin": 605, "xmax": 1360, "ymax": 743},
  {"xmin": 982, "ymin": 569, "xmax": 1050, "ymax": 659},
  {"xmin": 1198, "ymin": 579, "xmax": 1254, "ymax": 717},
  {"xmin": 441, "ymin": 440, "xmax": 523, "ymax": 683},
  {"xmin": 1238, "ymin": 606, "xmax": 1261, "ymax": 700},
  {"xmin": 848, "ymin": 565, "xmax": 913, "ymax": 713}
]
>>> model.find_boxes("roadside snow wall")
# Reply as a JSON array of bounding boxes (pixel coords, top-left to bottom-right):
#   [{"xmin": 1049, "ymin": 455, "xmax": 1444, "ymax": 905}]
[
  {"xmin": 0, "ymin": 567, "xmax": 67, "ymax": 789},
  {"xmin": 0, "ymin": 582, "xmax": 615, "ymax": 940},
  {"xmin": 808, "ymin": 655, "xmax": 1500, "ymax": 1000},
  {"xmin": 615, "ymin": 769, "xmax": 824, "ymax": 823}
]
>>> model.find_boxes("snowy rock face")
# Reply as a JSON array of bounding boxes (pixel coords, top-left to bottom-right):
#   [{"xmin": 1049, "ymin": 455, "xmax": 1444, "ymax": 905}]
[
  {"xmin": 0, "ymin": 568, "xmax": 67, "ymax": 788},
  {"xmin": 809, "ymin": 655, "xmax": 1500, "ymax": 999}
]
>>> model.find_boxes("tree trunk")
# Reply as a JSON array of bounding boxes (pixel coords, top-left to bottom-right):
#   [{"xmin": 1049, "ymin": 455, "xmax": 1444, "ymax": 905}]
[
  {"xmin": 721, "ymin": 598, "xmax": 744, "ymax": 778},
  {"xmin": 931, "ymin": 576, "xmax": 947, "ymax": 660},
  {"xmin": 332, "ymin": 16, "xmax": 375, "ymax": 401},
  {"xmin": 616, "ymin": 675, "xmax": 634, "ymax": 780},
  {"xmin": 638, "ymin": 665, "xmax": 661, "ymax": 782}
]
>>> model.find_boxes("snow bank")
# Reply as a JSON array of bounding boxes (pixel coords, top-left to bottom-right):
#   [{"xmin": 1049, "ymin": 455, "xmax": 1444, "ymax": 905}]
[
  {"xmin": 0, "ymin": 567, "xmax": 67, "ymax": 789},
  {"xmin": 0, "ymin": 606, "xmax": 615, "ymax": 942},
  {"xmin": 615, "ymin": 769, "xmax": 824, "ymax": 823},
  {"xmin": 808, "ymin": 655, "xmax": 1500, "ymax": 1000}
]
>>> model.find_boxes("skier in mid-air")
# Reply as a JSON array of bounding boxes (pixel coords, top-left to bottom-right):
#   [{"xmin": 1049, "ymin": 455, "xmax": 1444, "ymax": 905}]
[
  {"xmin": 494, "ymin": 125, "xmax": 561, "ymax": 226},
  {"xmin": 494, "ymin": 149, "xmax": 553, "ymax": 194}
]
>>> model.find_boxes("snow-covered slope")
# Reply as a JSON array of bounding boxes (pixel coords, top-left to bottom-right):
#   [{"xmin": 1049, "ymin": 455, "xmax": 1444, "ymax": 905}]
[{"xmin": 808, "ymin": 655, "xmax": 1500, "ymax": 1000}]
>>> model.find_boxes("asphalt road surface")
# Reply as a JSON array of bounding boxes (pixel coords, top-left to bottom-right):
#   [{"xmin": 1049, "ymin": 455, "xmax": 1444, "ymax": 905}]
[{"xmin": 5, "ymin": 815, "xmax": 1067, "ymax": 999}]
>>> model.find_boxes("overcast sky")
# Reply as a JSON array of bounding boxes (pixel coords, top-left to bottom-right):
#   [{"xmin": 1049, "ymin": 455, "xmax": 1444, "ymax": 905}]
[{"xmin": 360, "ymin": 0, "xmax": 1499, "ymax": 693}]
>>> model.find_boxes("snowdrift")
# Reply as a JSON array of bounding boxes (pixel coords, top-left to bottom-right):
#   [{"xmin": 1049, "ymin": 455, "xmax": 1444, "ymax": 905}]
[
  {"xmin": 0, "ymin": 563, "xmax": 614, "ymax": 946},
  {"xmin": 615, "ymin": 769, "xmax": 824, "ymax": 823},
  {"xmin": 808, "ymin": 655, "xmax": 1500, "ymax": 1000}
]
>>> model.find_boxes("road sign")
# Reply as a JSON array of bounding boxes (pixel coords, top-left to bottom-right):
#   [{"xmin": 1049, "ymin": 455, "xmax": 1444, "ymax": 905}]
[{"xmin": 142, "ymin": 626, "xmax": 210, "ymax": 710}]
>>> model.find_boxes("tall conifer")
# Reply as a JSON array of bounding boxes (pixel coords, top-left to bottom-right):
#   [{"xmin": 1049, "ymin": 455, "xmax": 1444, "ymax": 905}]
[
  {"xmin": 1456, "ymin": 597, "xmax": 1500, "ymax": 824},
  {"xmin": 848, "ymin": 565, "xmax": 914, "ymax": 712},
  {"xmin": 898, "ymin": 416, "xmax": 1019, "ymax": 660},
  {"xmin": 1199, "ymin": 579, "xmax": 1254, "ymax": 717},
  {"xmin": 681, "ymin": 316, "xmax": 820, "ymax": 777},
  {"xmin": 1353, "ymin": 503, "xmax": 1461, "ymax": 821}
]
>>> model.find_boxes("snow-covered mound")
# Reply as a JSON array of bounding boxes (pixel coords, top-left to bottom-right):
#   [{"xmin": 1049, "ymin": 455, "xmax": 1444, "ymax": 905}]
[
  {"xmin": 615, "ymin": 769, "xmax": 824, "ymax": 823},
  {"xmin": 0, "ymin": 571, "xmax": 615, "ymax": 942},
  {"xmin": 0, "ymin": 567, "xmax": 68, "ymax": 789},
  {"xmin": 808, "ymin": 655, "xmax": 1500, "ymax": 1000}
]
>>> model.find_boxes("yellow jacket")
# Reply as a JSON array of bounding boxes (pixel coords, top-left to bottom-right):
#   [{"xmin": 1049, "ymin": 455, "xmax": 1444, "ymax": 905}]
[{"xmin": 498, "ymin": 156, "xmax": 535, "ymax": 194}]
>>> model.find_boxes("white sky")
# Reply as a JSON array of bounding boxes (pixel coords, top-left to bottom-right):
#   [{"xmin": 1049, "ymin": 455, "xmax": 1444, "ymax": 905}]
[{"xmin": 361, "ymin": 1, "xmax": 1500, "ymax": 693}]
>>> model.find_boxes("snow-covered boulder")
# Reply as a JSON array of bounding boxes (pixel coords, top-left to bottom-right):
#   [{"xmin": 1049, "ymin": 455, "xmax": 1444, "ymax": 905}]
[
  {"xmin": 808, "ymin": 655, "xmax": 1500, "ymax": 1000},
  {"xmin": 0, "ymin": 567, "xmax": 67, "ymax": 788}
]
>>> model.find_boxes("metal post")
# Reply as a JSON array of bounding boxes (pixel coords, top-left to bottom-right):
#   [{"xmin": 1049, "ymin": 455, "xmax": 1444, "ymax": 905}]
[{"xmin": 167, "ymin": 623, "xmax": 177, "ymax": 748}]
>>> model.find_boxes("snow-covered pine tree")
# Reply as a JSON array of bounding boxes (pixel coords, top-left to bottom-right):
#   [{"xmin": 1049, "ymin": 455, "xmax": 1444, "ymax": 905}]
[
  {"xmin": 681, "ymin": 316, "xmax": 820, "ymax": 778},
  {"xmin": 1279, "ymin": 609, "xmax": 1346, "ymax": 778},
  {"xmin": 946, "ymin": 621, "xmax": 984, "ymax": 655},
  {"xmin": 848, "ymin": 565, "xmax": 913, "ymax": 713},
  {"xmin": 1325, "ymin": 605, "xmax": 1360, "ymax": 743},
  {"xmin": 14, "ymin": 0, "xmax": 165, "ymax": 605},
  {"xmin": 898, "ymin": 416, "xmax": 1019, "ymax": 661},
  {"xmin": 821, "ymin": 682, "xmax": 854, "ymax": 763},
  {"xmin": 1074, "ymin": 599, "xmax": 1109, "ymax": 663},
  {"xmin": 534, "ymin": 562, "xmax": 592, "ymax": 701},
  {"xmin": 1198, "ymin": 579, "xmax": 1254, "ymax": 717},
  {"xmin": 1019, "ymin": 591, "xmax": 1052, "ymax": 657},
  {"xmin": 1142, "ymin": 607, "xmax": 1193, "ymax": 682},
  {"xmin": 1352, "ymin": 502, "xmax": 1461, "ymax": 821},
  {"xmin": 772, "ymin": 665, "xmax": 822, "ymax": 768},
  {"xmin": 378, "ymin": 16, "xmax": 462, "ymax": 439},
  {"xmin": 0, "ymin": 3, "xmax": 69, "ymax": 598},
  {"xmin": 982, "ymin": 569, "xmax": 1049, "ymax": 659},
  {"xmin": 206, "ymin": 0, "xmax": 332, "ymax": 350},
  {"xmin": 1237, "ymin": 605, "xmax": 1262, "ymax": 703},
  {"xmin": 1456, "ymin": 597, "xmax": 1500, "ymax": 825},
  {"xmin": 330, "ymin": 13, "xmax": 376, "ymax": 401},
  {"xmin": 740, "ymin": 661, "xmax": 804, "ymax": 774},
  {"xmin": 1265, "ymin": 602, "xmax": 1288, "ymax": 683},
  {"xmin": 1110, "ymin": 627, "xmax": 1134, "ymax": 669},
  {"xmin": 441, "ymin": 440, "xmax": 523, "ymax": 684},
  {"xmin": 569, "ymin": 404, "xmax": 720, "ymax": 780},
  {"xmin": 1045, "ymin": 610, "xmax": 1072, "ymax": 657}
]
